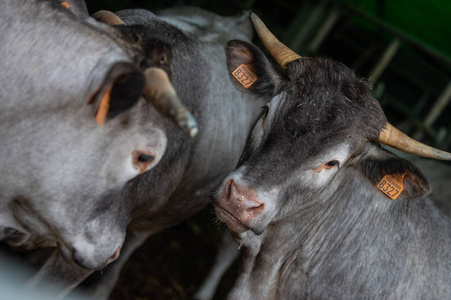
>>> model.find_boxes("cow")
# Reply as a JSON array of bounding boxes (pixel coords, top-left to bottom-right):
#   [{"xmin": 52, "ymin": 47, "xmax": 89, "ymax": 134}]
[
  {"xmin": 0, "ymin": 0, "xmax": 196, "ymax": 297},
  {"xmin": 214, "ymin": 13, "xmax": 451, "ymax": 299},
  {"xmin": 57, "ymin": 6, "xmax": 266, "ymax": 299}
]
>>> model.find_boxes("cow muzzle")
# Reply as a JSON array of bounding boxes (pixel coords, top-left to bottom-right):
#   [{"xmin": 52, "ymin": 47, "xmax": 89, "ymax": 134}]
[
  {"xmin": 70, "ymin": 243, "xmax": 122, "ymax": 270},
  {"xmin": 215, "ymin": 179, "xmax": 264, "ymax": 234}
]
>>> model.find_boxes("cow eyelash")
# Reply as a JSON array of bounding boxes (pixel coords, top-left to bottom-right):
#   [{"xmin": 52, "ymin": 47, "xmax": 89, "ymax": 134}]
[
  {"xmin": 260, "ymin": 105, "xmax": 269, "ymax": 120},
  {"xmin": 325, "ymin": 160, "xmax": 340, "ymax": 168}
]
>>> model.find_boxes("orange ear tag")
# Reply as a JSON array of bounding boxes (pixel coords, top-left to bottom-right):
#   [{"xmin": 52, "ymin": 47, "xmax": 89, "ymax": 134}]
[
  {"xmin": 232, "ymin": 64, "xmax": 257, "ymax": 89},
  {"xmin": 61, "ymin": 2, "xmax": 70, "ymax": 9},
  {"xmin": 377, "ymin": 173, "xmax": 406, "ymax": 200},
  {"xmin": 95, "ymin": 86, "xmax": 113, "ymax": 126}
]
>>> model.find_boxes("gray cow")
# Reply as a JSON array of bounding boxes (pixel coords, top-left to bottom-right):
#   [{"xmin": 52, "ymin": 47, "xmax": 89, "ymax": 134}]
[
  {"xmin": 214, "ymin": 14, "xmax": 451, "ymax": 299},
  {"xmin": 0, "ymin": 0, "xmax": 195, "ymax": 297},
  {"xmin": 67, "ymin": 6, "xmax": 266, "ymax": 299}
]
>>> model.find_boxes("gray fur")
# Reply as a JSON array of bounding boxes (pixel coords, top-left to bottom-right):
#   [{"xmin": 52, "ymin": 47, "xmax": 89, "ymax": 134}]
[{"xmin": 1, "ymin": 0, "xmax": 168, "ymax": 297}]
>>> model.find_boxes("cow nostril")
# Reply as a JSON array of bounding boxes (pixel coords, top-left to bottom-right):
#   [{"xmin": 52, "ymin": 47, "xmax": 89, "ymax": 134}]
[
  {"xmin": 224, "ymin": 179, "xmax": 234, "ymax": 198},
  {"xmin": 107, "ymin": 245, "xmax": 122, "ymax": 264},
  {"xmin": 246, "ymin": 203, "xmax": 264, "ymax": 214}
]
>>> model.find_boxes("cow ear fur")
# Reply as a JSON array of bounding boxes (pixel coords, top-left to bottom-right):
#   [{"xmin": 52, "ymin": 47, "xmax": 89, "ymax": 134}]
[
  {"xmin": 360, "ymin": 144, "xmax": 431, "ymax": 201},
  {"xmin": 225, "ymin": 40, "xmax": 283, "ymax": 97},
  {"xmin": 59, "ymin": 0, "xmax": 89, "ymax": 18},
  {"xmin": 88, "ymin": 62, "xmax": 145, "ymax": 125}
]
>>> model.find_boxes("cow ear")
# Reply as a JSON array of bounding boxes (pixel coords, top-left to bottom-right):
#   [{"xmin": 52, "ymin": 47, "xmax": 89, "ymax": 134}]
[
  {"xmin": 87, "ymin": 62, "xmax": 145, "ymax": 125},
  {"xmin": 360, "ymin": 145, "xmax": 431, "ymax": 201},
  {"xmin": 225, "ymin": 40, "xmax": 283, "ymax": 97},
  {"xmin": 59, "ymin": 0, "xmax": 89, "ymax": 18}
]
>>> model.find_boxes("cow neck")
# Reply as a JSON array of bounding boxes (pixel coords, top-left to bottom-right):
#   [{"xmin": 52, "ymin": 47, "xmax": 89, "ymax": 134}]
[
  {"xmin": 230, "ymin": 169, "xmax": 395, "ymax": 299},
  {"xmin": 294, "ymin": 173, "xmax": 386, "ymax": 270},
  {"xmin": 229, "ymin": 219, "xmax": 313, "ymax": 299}
]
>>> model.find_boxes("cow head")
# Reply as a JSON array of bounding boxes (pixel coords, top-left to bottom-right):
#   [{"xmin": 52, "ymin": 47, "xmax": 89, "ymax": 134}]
[
  {"xmin": 0, "ymin": 0, "xmax": 196, "ymax": 270},
  {"xmin": 214, "ymin": 13, "xmax": 451, "ymax": 243}
]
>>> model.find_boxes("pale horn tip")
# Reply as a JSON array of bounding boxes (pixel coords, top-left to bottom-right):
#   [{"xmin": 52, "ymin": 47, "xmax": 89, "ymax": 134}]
[
  {"xmin": 249, "ymin": 12, "xmax": 261, "ymax": 24},
  {"xmin": 249, "ymin": 12, "xmax": 301, "ymax": 69},
  {"xmin": 92, "ymin": 10, "xmax": 125, "ymax": 25},
  {"xmin": 180, "ymin": 114, "xmax": 199, "ymax": 138},
  {"xmin": 379, "ymin": 122, "xmax": 451, "ymax": 161}
]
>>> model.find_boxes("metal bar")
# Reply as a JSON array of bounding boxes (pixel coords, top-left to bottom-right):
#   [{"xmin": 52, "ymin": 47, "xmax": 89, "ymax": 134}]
[
  {"xmin": 307, "ymin": 6, "xmax": 340, "ymax": 54},
  {"xmin": 368, "ymin": 38, "xmax": 400, "ymax": 85},
  {"xmin": 288, "ymin": 1, "xmax": 326, "ymax": 53},
  {"xmin": 424, "ymin": 80, "xmax": 451, "ymax": 127}
]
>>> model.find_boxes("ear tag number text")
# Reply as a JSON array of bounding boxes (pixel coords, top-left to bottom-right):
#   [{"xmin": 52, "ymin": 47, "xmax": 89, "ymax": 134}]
[
  {"xmin": 232, "ymin": 64, "xmax": 257, "ymax": 89},
  {"xmin": 377, "ymin": 173, "xmax": 406, "ymax": 200}
]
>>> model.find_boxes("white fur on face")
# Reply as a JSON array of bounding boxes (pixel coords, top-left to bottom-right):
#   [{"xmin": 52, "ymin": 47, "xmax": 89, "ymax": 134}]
[
  {"xmin": 299, "ymin": 143, "xmax": 351, "ymax": 189},
  {"xmin": 248, "ymin": 94, "xmax": 284, "ymax": 150}
]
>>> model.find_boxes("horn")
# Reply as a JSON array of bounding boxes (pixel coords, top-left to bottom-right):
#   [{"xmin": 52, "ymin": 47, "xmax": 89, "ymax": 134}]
[
  {"xmin": 250, "ymin": 12, "xmax": 301, "ymax": 69},
  {"xmin": 379, "ymin": 123, "xmax": 451, "ymax": 160},
  {"xmin": 92, "ymin": 10, "xmax": 125, "ymax": 25},
  {"xmin": 143, "ymin": 68, "xmax": 198, "ymax": 138}
]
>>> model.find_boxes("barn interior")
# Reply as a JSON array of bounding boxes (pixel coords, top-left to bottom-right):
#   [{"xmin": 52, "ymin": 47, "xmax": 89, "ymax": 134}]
[{"xmin": 2, "ymin": 0, "xmax": 450, "ymax": 299}]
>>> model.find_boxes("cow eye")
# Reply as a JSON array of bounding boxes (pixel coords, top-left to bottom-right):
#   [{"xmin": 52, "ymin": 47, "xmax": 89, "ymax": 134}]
[
  {"xmin": 137, "ymin": 153, "xmax": 154, "ymax": 163},
  {"xmin": 260, "ymin": 105, "xmax": 269, "ymax": 124},
  {"xmin": 325, "ymin": 160, "xmax": 340, "ymax": 168},
  {"xmin": 133, "ymin": 150, "xmax": 156, "ymax": 173}
]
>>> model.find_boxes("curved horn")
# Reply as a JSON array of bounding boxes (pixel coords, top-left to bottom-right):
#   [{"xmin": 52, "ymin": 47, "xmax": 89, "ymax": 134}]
[
  {"xmin": 250, "ymin": 12, "xmax": 301, "ymax": 69},
  {"xmin": 92, "ymin": 10, "xmax": 125, "ymax": 25},
  {"xmin": 379, "ymin": 123, "xmax": 451, "ymax": 160},
  {"xmin": 143, "ymin": 68, "xmax": 198, "ymax": 138}
]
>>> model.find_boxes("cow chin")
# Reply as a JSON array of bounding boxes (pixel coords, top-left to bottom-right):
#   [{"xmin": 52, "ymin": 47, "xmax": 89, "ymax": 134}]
[
  {"xmin": 214, "ymin": 205, "xmax": 250, "ymax": 234},
  {"xmin": 214, "ymin": 204, "xmax": 268, "ymax": 236}
]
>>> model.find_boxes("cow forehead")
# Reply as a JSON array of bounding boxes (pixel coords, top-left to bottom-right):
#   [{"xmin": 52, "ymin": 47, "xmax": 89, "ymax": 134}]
[
  {"xmin": 264, "ymin": 94, "xmax": 360, "ymax": 156},
  {"xmin": 273, "ymin": 57, "xmax": 385, "ymax": 147}
]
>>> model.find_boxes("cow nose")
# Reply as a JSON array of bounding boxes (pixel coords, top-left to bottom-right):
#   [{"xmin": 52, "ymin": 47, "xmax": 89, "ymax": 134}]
[
  {"xmin": 107, "ymin": 245, "xmax": 122, "ymax": 264},
  {"xmin": 223, "ymin": 179, "xmax": 264, "ymax": 222},
  {"xmin": 72, "ymin": 247, "xmax": 89, "ymax": 269},
  {"xmin": 72, "ymin": 244, "xmax": 122, "ymax": 270}
]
